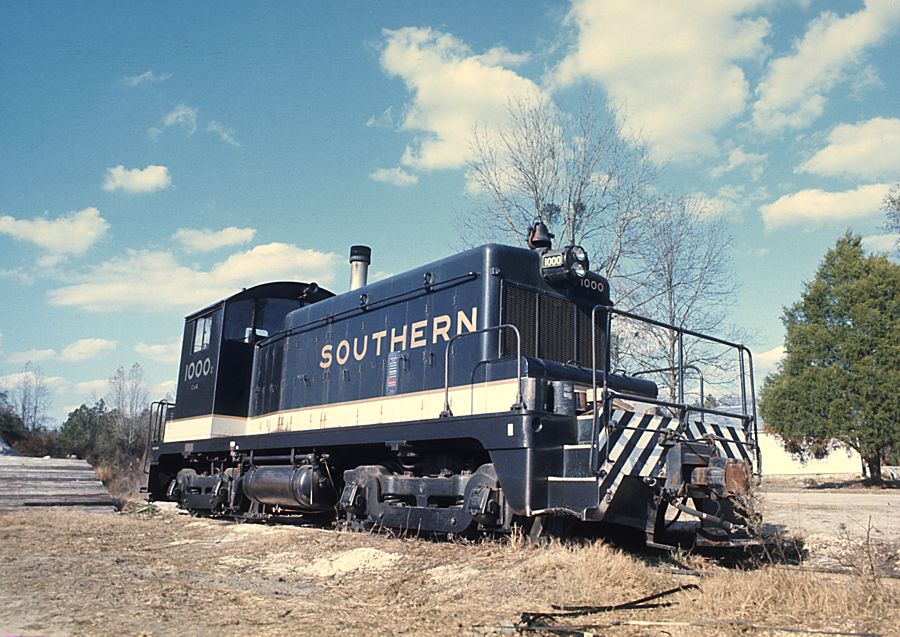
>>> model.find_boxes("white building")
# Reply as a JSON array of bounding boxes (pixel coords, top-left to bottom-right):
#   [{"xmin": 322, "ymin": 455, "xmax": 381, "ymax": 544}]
[{"xmin": 757, "ymin": 431, "xmax": 861, "ymax": 476}]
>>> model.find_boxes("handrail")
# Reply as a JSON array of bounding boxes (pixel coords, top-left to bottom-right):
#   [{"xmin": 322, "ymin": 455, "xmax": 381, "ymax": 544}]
[
  {"xmin": 589, "ymin": 304, "xmax": 758, "ymax": 475},
  {"xmin": 259, "ymin": 271, "xmax": 479, "ymax": 349},
  {"xmin": 440, "ymin": 324, "xmax": 524, "ymax": 417},
  {"xmin": 143, "ymin": 400, "xmax": 174, "ymax": 474},
  {"xmin": 633, "ymin": 365, "xmax": 705, "ymax": 422}
]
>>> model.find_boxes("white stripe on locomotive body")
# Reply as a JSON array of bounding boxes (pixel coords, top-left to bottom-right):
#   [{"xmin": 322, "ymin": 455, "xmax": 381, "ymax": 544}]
[{"xmin": 162, "ymin": 378, "xmax": 521, "ymax": 443}]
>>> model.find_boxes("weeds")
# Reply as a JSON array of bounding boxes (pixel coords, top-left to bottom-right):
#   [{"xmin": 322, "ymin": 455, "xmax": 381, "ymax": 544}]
[{"xmin": 836, "ymin": 516, "xmax": 891, "ymax": 583}]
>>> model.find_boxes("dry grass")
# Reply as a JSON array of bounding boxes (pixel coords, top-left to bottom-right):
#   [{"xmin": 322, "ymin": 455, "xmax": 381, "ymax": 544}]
[{"xmin": 0, "ymin": 507, "xmax": 898, "ymax": 636}]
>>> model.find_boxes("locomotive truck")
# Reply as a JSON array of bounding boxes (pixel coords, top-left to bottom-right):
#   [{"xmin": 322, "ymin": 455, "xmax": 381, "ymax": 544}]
[{"xmin": 145, "ymin": 221, "xmax": 759, "ymax": 547}]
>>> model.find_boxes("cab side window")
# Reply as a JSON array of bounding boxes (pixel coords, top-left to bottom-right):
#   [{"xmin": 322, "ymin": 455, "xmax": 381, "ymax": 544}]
[{"xmin": 192, "ymin": 316, "xmax": 213, "ymax": 353}]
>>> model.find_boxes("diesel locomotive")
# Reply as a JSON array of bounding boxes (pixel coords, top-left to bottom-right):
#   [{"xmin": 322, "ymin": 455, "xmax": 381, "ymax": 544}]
[{"xmin": 145, "ymin": 221, "xmax": 760, "ymax": 547}]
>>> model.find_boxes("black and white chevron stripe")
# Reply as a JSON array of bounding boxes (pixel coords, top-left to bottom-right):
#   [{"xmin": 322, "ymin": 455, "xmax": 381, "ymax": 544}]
[
  {"xmin": 685, "ymin": 418, "xmax": 755, "ymax": 465},
  {"xmin": 593, "ymin": 409, "xmax": 678, "ymax": 513},
  {"xmin": 591, "ymin": 409, "xmax": 756, "ymax": 515}
]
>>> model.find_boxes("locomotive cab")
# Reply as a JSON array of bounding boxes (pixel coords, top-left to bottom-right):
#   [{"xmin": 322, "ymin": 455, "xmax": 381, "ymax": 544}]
[{"xmin": 173, "ymin": 282, "xmax": 333, "ymax": 438}]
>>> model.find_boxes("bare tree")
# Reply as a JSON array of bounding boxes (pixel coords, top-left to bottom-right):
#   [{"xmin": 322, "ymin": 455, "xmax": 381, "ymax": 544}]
[
  {"xmin": 466, "ymin": 94, "xmax": 740, "ymax": 404},
  {"xmin": 619, "ymin": 196, "xmax": 738, "ymax": 403},
  {"xmin": 108, "ymin": 363, "xmax": 149, "ymax": 450},
  {"xmin": 12, "ymin": 362, "xmax": 52, "ymax": 432},
  {"xmin": 465, "ymin": 93, "xmax": 659, "ymax": 310},
  {"xmin": 883, "ymin": 183, "xmax": 900, "ymax": 254}
]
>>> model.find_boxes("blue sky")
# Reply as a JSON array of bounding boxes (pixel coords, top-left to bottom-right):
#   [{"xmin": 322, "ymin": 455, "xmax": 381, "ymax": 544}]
[{"xmin": 1, "ymin": 1, "xmax": 898, "ymax": 423}]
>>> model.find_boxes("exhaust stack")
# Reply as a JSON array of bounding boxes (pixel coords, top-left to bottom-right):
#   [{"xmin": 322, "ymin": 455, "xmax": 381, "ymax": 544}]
[{"xmin": 349, "ymin": 245, "xmax": 371, "ymax": 291}]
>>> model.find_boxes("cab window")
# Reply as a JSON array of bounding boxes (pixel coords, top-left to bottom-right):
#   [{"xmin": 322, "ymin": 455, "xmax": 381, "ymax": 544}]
[{"xmin": 192, "ymin": 315, "xmax": 213, "ymax": 353}]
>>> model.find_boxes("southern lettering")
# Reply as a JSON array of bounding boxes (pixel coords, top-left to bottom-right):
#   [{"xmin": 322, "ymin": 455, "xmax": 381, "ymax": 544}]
[{"xmin": 319, "ymin": 307, "xmax": 477, "ymax": 369}]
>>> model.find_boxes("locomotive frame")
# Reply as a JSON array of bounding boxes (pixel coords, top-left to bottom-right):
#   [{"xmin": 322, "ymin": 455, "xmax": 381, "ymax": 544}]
[{"xmin": 145, "ymin": 226, "xmax": 759, "ymax": 547}]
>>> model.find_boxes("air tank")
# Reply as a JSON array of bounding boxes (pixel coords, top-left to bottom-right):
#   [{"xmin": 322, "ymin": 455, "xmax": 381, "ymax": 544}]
[{"xmin": 242, "ymin": 464, "xmax": 336, "ymax": 511}]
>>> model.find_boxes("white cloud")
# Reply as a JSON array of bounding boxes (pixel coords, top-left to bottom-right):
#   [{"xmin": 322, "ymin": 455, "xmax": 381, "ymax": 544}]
[
  {"xmin": 59, "ymin": 338, "xmax": 117, "ymax": 362},
  {"xmin": 379, "ymin": 27, "xmax": 543, "ymax": 171},
  {"xmin": 476, "ymin": 47, "xmax": 530, "ymax": 67},
  {"xmin": 754, "ymin": 345, "xmax": 785, "ymax": 380},
  {"xmin": 553, "ymin": 0, "xmax": 769, "ymax": 161},
  {"xmin": 135, "ymin": 340, "xmax": 182, "ymax": 364},
  {"xmin": 710, "ymin": 147, "xmax": 768, "ymax": 180},
  {"xmin": 7, "ymin": 348, "xmax": 57, "ymax": 364},
  {"xmin": 156, "ymin": 380, "xmax": 177, "ymax": 397},
  {"xmin": 692, "ymin": 184, "xmax": 769, "ymax": 220},
  {"xmin": 206, "ymin": 121, "xmax": 241, "ymax": 147},
  {"xmin": 47, "ymin": 243, "xmax": 342, "ymax": 312},
  {"xmin": 850, "ymin": 65, "xmax": 884, "ymax": 97},
  {"xmin": 688, "ymin": 192, "xmax": 728, "ymax": 218},
  {"xmin": 5, "ymin": 338, "xmax": 116, "ymax": 365},
  {"xmin": 74, "ymin": 379, "xmax": 110, "ymax": 396},
  {"xmin": 369, "ymin": 167, "xmax": 419, "ymax": 187},
  {"xmin": 797, "ymin": 117, "xmax": 900, "ymax": 180},
  {"xmin": 861, "ymin": 233, "xmax": 899, "ymax": 254},
  {"xmin": 759, "ymin": 183, "xmax": 890, "ymax": 229},
  {"xmin": 102, "ymin": 165, "xmax": 172, "ymax": 194},
  {"xmin": 172, "ymin": 226, "xmax": 256, "ymax": 252},
  {"xmin": 163, "ymin": 103, "xmax": 198, "ymax": 134},
  {"xmin": 753, "ymin": 1, "xmax": 900, "ymax": 132},
  {"xmin": 0, "ymin": 207, "xmax": 109, "ymax": 260},
  {"xmin": 122, "ymin": 70, "xmax": 171, "ymax": 87},
  {"xmin": 0, "ymin": 268, "xmax": 35, "ymax": 285},
  {"xmin": 366, "ymin": 106, "xmax": 395, "ymax": 129},
  {"xmin": 0, "ymin": 370, "xmax": 68, "ymax": 392}
]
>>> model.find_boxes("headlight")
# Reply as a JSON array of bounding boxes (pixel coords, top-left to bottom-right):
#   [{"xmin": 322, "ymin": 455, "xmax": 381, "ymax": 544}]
[
  {"xmin": 571, "ymin": 245, "xmax": 588, "ymax": 263},
  {"xmin": 571, "ymin": 261, "xmax": 587, "ymax": 278}
]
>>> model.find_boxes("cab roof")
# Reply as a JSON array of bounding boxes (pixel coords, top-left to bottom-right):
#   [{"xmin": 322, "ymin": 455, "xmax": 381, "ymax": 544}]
[{"xmin": 184, "ymin": 281, "xmax": 335, "ymax": 321}]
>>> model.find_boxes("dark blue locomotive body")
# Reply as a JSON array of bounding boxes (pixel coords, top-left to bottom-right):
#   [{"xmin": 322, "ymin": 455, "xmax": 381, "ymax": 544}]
[{"xmin": 147, "ymin": 233, "xmax": 758, "ymax": 546}]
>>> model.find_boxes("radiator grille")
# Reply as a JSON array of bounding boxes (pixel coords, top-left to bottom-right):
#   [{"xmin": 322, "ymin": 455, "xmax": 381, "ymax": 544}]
[
  {"xmin": 538, "ymin": 294, "xmax": 576, "ymax": 364},
  {"xmin": 502, "ymin": 285, "xmax": 537, "ymax": 358},
  {"xmin": 502, "ymin": 283, "xmax": 602, "ymax": 367}
]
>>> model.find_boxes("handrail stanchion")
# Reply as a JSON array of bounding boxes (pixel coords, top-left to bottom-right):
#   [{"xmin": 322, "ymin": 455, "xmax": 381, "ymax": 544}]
[
  {"xmin": 742, "ymin": 346, "xmax": 761, "ymax": 476},
  {"xmin": 679, "ymin": 333, "xmax": 684, "ymax": 405},
  {"xmin": 603, "ymin": 310, "xmax": 612, "ymax": 467},
  {"xmin": 144, "ymin": 400, "xmax": 173, "ymax": 475},
  {"xmin": 589, "ymin": 304, "xmax": 613, "ymax": 475},
  {"xmin": 441, "ymin": 324, "xmax": 523, "ymax": 418}
]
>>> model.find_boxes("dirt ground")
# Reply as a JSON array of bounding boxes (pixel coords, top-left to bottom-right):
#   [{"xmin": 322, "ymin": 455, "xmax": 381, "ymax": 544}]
[{"xmin": 1, "ymin": 480, "xmax": 898, "ymax": 637}]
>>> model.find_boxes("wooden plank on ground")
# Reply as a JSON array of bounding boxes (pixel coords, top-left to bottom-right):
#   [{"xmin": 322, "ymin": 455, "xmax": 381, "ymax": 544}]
[{"xmin": 0, "ymin": 456, "xmax": 116, "ymax": 513}]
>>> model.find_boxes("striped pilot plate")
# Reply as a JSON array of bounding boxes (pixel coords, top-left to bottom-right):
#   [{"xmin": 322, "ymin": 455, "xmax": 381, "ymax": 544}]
[
  {"xmin": 591, "ymin": 409, "xmax": 755, "ymax": 514},
  {"xmin": 596, "ymin": 410, "xmax": 677, "ymax": 483},
  {"xmin": 685, "ymin": 419, "xmax": 755, "ymax": 465}
]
